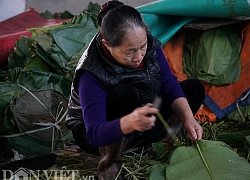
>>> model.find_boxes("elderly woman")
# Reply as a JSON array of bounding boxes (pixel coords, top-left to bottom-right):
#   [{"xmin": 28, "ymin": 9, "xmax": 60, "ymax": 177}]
[{"xmin": 66, "ymin": 0, "xmax": 205, "ymax": 179}]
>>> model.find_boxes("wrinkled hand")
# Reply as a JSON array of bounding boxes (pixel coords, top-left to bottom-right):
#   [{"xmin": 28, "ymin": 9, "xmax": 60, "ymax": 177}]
[
  {"xmin": 120, "ymin": 103, "xmax": 159, "ymax": 135},
  {"xmin": 184, "ymin": 118, "xmax": 203, "ymax": 141}
]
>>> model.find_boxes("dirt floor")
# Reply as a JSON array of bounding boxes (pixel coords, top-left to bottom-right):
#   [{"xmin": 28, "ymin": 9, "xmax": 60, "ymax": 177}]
[
  {"xmin": 0, "ymin": 143, "xmax": 100, "ymax": 179},
  {"xmin": 54, "ymin": 143, "xmax": 100, "ymax": 178}
]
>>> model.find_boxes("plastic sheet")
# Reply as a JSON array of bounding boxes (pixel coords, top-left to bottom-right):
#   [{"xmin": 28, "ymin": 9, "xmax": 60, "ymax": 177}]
[
  {"xmin": 0, "ymin": 8, "xmax": 66, "ymax": 70},
  {"xmin": 137, "ymin": 0, "xmax": 250, "ymax": 44}
]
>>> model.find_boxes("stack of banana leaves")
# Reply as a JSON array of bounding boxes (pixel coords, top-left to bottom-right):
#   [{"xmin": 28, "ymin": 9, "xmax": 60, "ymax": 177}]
[{"xmin": 0, "ymin": 2, "xmax": 100, "ymax": 157}]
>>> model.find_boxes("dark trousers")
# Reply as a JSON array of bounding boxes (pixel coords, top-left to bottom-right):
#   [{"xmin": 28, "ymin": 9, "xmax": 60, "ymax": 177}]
[{"xmin": 72, "ymin": 78, "xmax": 205, "ymax": 154}]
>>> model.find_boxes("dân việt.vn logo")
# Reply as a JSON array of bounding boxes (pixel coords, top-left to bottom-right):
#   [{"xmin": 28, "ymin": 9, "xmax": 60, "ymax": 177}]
[{"xmin": 1, "ymin": 167, "xmax": 95, "ymax": 180}]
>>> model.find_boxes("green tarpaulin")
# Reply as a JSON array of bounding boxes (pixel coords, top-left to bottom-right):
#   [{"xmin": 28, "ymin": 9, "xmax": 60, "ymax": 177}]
[{"xmin": 137, "ymin": 0, "xmax": 250, "ymax": 44}]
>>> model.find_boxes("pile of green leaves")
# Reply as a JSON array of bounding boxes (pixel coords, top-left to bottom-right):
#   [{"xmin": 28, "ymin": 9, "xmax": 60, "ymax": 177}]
[
  {"xmin": 40, "ymin": 10, "xmax": 74, "ymax": 19},
  {"xmin": 149, "ymin": 139, "xmax": 250, "ymax": 180},
  {"xmin": 121, "ymin": 117, "xmax": 250, "ymax": 180},
  {"xmin": 8, "ymin": 2, "xmax": 100, "ymax": 79},
  {"xmin": 120, "ymin": 109, "xmax": 250, "ymax": 179},
  {"xmin": 0, "ymin": 2, "xmax": 100, "ymax": 157},
  {"xmin": 183, "ymin": 25, "xmax": 242, "ymax": 86}
]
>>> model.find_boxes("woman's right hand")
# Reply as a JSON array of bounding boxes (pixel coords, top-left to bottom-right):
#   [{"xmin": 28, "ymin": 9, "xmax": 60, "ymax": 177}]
[{"xmin": 120, "ymin": 103, "xmax": 159, "ymax": 135}]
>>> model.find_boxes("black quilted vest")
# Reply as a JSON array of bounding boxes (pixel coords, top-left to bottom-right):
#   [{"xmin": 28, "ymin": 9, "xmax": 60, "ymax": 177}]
[{"xmin": 66, "ymin": 32, "xmax": 162, "ymax": 130}]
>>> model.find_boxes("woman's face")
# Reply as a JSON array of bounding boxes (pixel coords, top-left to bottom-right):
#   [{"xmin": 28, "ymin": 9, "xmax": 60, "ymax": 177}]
[{"xmin": 102, "ymin": 27, "xmax": 147, "ymax": 68}]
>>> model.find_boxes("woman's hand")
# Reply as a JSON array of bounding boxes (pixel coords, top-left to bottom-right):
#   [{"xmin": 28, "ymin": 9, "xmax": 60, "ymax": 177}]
[
  {"xmin": 171, "ymin": 97, "xmax": 203, "ymax": 141},
  {"xmin": 120, "ymin": 103, "xmax": 159, "ymax": 135},
  {"xmin": 183, "ymin": 118, "xmax": 203, "ymax": 141}
]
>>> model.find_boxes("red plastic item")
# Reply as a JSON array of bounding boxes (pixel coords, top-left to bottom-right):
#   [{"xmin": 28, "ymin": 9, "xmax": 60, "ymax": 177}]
[{"xmin": 0, "ymin": 8, "xmax": 67, "ymax": 70}]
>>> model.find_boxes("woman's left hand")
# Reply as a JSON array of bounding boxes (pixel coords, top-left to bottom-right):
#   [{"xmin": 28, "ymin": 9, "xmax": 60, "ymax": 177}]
[
  {"xmin": 171, "ymin": 97, "xmax": 203, "ymax": 141},
  {"xmin": 183, "ymin": 118, "xmax": 203, "ymax": 141}
]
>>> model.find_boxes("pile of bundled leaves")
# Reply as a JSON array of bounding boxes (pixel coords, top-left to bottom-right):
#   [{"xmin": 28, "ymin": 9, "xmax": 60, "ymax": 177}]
[{"xmin": 0, "ymin": 2, "xmax": 100, "ymax": 158}]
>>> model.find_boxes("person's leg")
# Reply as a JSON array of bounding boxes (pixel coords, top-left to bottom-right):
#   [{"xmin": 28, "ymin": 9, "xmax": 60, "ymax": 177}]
[
  {"xmin": 106, "ymin": 83, "xmax": 141, "ymax": 121},
  {"xmin": 72, "ymin": 124, "xmax": 100, "ymax": 155},
  {"xmin": 179, "ymin": 78, "xmax": 205, "ymax": 114},
  {"xmin": 160, "ymin": 78, "xmax": 205, "ymax": 118},
  {"xmin": 98, "ymin": 139, "xmax": 128, "ymax": 180},
  {"xmin": 98, "ymin": 83, "xmax": 141, "ymax": 180}
]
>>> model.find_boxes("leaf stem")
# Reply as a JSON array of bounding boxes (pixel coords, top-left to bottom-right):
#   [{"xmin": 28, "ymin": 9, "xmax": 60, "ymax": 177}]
[
  {"xmin": 195, "ymin": 140, "xmax": 214, "ymax": 180},
  {"xmin": 156, "ymin": 112, "xmax": 182, "ymax": 146}
]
